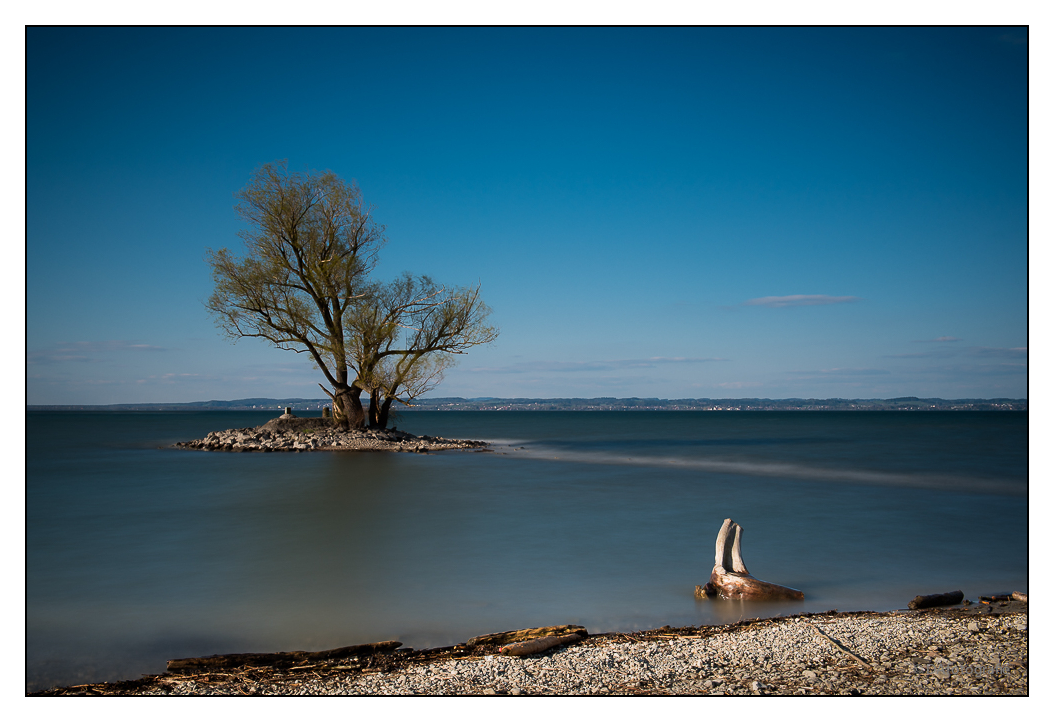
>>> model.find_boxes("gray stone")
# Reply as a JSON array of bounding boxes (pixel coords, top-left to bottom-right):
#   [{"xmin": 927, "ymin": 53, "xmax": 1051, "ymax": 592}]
[{"xmin": 63, "ymin": 608, "xmax": 1028, "ymax": 697}]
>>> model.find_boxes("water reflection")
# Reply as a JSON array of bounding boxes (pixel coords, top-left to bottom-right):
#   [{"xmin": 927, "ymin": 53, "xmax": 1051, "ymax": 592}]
[{"xmin": 694, "ymin": 597, "xmax": 808, "ymax": 626}]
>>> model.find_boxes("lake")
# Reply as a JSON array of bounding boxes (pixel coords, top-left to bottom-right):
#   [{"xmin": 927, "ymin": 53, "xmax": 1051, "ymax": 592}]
[{"xmin": 25, "ymin": 409, "xmax": 1027, "ymax": 692}]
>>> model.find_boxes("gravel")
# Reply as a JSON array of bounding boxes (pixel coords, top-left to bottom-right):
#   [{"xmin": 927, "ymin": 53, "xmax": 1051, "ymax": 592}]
[{"xmin": 40, "ymin": 604, "xmax": 1027, "ymax": 696}]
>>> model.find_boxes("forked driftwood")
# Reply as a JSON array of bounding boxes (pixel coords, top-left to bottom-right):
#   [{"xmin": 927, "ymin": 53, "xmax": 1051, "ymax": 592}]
[{"xmin": 697, "ymin": 518, "xmax": 804, "ymax": 601}]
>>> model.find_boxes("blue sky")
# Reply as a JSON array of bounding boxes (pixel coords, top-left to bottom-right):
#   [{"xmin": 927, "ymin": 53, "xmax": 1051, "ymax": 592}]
[{"xmin": 26, "ymin": 27, "xmax": 1028, "ymax": 404}]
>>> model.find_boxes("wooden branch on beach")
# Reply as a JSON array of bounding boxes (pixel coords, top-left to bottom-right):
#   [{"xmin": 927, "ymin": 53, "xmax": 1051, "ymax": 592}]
[
  {"xmin": 499, "ymin": 632, "xmax": 587, "ymax": 657},
  {"xmin": 808, "ymin": 624, "xmax": 872, "ymax": 668},
  {"xmin": 167, "ymin": 640, "xmax": 402, "ymax": 671},
  {"xmin": 908, "ymin": 591, "xmax": 964, "ymax": 609},
  {"xmin": 466, "ymin": 625, "xmax": 587, "ymax": 647},
  {"xmin": 698, "ymin": 518, "xmax": 804, "ymax": 601}
]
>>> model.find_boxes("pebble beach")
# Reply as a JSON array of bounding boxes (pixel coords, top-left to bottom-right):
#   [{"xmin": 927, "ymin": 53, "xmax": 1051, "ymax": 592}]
[{"xmin": 36, "ymin": 602, "xmax": 1027, "ymax": 696}]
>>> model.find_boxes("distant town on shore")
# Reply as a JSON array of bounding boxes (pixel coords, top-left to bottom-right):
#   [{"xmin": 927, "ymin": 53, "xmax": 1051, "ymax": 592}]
[{"xmin": 29, "ymin": 396, "xmax": 1027, "ymax": 412}]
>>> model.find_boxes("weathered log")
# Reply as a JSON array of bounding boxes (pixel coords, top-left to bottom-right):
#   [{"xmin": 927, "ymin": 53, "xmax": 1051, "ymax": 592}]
[
  {"xmin": 703, "ymin": 518, "xmax": 804, "ymax": 601},
  {"xmin": 978, "ymin": 593, "xmax": 1011, "ymax": 603},
  {"xmin": 908, "ymin": 590, "xmax": 964, "ymax": 609},
  {"xmin": 499, "ymin": 632, "xmax": 587, "ymax": 656},
  {"xmin": 465, "ymin": 624, "xmax": 587, "ymax": 647},
  {"xmin": 166, "ymin": 640, "xmax": 402, "ymax": 671},
  {"xmin": 1012, "ymin": 591, "xmax": 1028, "ymax": 602}
]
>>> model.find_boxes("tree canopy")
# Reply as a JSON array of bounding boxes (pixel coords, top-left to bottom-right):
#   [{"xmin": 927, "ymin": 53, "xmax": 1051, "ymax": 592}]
[{"xmin": 207, "ymin": 161, "xmax": 497, "ymax": 429}]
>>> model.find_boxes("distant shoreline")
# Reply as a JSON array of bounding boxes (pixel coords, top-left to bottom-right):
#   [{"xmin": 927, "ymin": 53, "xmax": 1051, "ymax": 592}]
[{"xmin": 26, "ymin": 396, "xmax": 1028, "ymax": 412}]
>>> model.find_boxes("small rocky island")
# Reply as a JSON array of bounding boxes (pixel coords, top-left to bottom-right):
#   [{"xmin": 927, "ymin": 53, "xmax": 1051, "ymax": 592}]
[{"xmin": 175, "ymin": 411, "xmax": 488, "ymax": 454}]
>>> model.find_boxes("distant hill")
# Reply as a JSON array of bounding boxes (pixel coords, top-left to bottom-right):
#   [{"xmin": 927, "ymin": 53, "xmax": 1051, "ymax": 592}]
[{"xmin": 27, "ymin": 396, "xmax": 1027, "ymax": 411}]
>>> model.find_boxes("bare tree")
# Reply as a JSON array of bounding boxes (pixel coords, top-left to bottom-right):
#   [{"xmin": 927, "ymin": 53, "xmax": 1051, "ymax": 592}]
[
  {"xmin": 207, "ymin": 162, "xmax": 498, "ymax": 430},
  {"xmin": 206, "ymin": 161, "xmax": 384, "ymax": 429},
  {"xmin": 367, "ymin": 351, "xmax": 457, "ymax": 428},
  {"xmin": 349, "ymin": 274, "xmax": 498, "ymax": 429}
]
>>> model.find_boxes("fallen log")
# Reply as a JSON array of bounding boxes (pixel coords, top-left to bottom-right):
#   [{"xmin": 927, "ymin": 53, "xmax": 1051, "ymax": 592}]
[
  {"xmin": 700, "ymin": 518, "xmax": 804, "ymax": 601},
  {"xmin": 466, "ymin": 624, "xmax": 587, "ymax": 647},
  {"xmin": 499, "ymin": 632, "xmax": 587, "ymax": 656},
  {"xmin": 1012, "ymin": 591, "xmax": 1028, "ymax": 602},
  {"xmin": 908, "ymin": 590, "xmax": 964, "ymax": 609},
  {"xmin": 166, "ymin": 640, "xmax": 402, "ymax": 671},
  {"xmin": 978, "ymin": 593, "xmax": 1011, "ymax": 603}
]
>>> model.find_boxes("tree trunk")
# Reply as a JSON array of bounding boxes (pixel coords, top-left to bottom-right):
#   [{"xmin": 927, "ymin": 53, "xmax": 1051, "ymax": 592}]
[
  {"xmin": 331, "ymin": 386, "xmax": 351, "ymax": 430},
  {"xmin": 700, "ymin": 518, "xmax": 804, "ymax": 601},
  {"xmin": 377, "ymin": 396, "xmax": 395, "ymax": 430},
  {"xmin": 346, "ymin": 387, "xmax": 366, "ymax": 429},
  {"xmin": 368, "ymin": 388, "xmax": 381, "ymax": 428}
]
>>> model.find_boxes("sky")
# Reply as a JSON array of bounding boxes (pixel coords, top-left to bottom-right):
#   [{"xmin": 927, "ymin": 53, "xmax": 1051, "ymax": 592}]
[{"xmin": 26, "ymin": 26, "xmax": 1029, "ymax": 405}]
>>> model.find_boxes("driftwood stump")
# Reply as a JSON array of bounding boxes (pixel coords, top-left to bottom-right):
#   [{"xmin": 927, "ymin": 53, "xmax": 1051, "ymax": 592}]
[{"xmin": 697, "ymin": 518, "xmax": 804, "ymax": 601}]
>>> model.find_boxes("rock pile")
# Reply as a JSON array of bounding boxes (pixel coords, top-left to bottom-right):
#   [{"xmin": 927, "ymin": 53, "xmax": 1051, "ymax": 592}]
[{"xmin": 175, "ymin": 415, "xmax": 487, "ymax": 454}]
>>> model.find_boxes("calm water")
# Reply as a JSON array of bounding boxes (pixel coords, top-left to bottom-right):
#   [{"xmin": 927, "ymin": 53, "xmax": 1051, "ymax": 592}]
[{"xmin": 26, "ymin": 410, "xmax": 1027, "ymax": 692}]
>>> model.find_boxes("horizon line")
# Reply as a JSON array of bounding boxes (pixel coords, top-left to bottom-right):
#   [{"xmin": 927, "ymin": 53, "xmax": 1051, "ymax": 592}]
[{"xmin": 27, "ymin": 394, "xmax": 1029, "ymax": 409}]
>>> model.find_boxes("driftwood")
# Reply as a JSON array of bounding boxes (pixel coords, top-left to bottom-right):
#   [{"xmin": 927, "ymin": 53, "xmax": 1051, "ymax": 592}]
[
  {"xmin": 808, "ymin": 623, "xmax": 872, "ymax": 669},
  {"xmin": 499, "ymin": 632, "xmax": 587, "ymax": 656},
  {"xmin": 908, "ymin": 590, "xmax": 964, "ymax": 609},
  {"xmin": 978, "ymin": 593, "xmax": 1011, "ymax": 603},
  {"xmin": 166, "ymin": 640, "xmax": 402, "ymax": 671},
  {"xmin": 466, "ymin": 625, "xmax": 587, "ymax": 647},
  {"xmin": 1012, "ymin": 591, "xmax": 1028, "ymax": 602},
  {"xmin": 699, "ymin": 518, "xmax": 804, "ymax": 601}
]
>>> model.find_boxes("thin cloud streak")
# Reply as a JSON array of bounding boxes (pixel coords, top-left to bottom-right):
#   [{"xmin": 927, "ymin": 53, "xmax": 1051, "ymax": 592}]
[
  {"xmin": 885, "ymin": 349, "xmax": 957, "ymax": 359},
  {"xmin": 742, "ymin": 294, "xmax": 860, "ymax": 308},
  {"xmin": 787, "ymin": 368, "xmax": 891, "ymax": 377},
  {"xmin": 912, "ymin": 363, "xmax": 1027, "ymax": 377},
  {"xmin": 469, "ymin": 357, "xmax": 727, "ymax": 374},
  {"xmin": 886, "ymin": 346, "xmax": 1026, "ymax": 360},
  {"xmin": 969, "ymin": 347, "xmax": 1027, "ymax": 358},
  {"xmin": 28, "ymin": 340, "xmax": 167, "ymax": 364}
]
